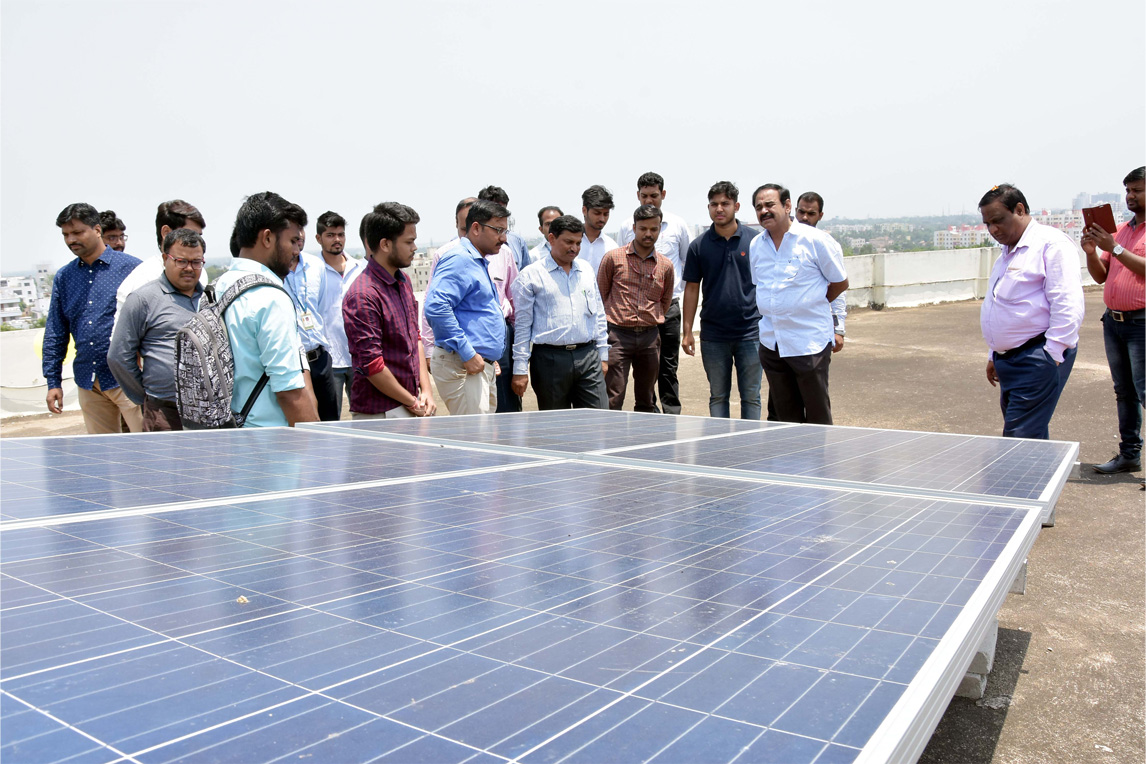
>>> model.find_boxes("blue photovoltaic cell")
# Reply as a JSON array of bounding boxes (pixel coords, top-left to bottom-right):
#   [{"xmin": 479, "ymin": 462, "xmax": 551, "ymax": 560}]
[
  {"xmin": 302, "ymin": 409, "xmax": 780, "ymax": 453},
  {"xmin": 605, "ymin": 425, "xmax": 1074, "ymax": 501},
  {"xmin": 0, "ymin": 428, "xmax": 540, "ymax": 521},
  {"xmin": 1, "ymin": 446, "xmax": 1041, "ymax": 764}
]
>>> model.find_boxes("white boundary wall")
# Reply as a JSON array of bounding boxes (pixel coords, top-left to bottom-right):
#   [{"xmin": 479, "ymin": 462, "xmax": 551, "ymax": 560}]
[{"xmin": 841, "ymin": 245, "xmax": 1096, "ymax": 310}]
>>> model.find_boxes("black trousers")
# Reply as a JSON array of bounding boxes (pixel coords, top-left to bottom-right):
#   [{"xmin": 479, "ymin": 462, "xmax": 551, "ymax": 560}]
[
  {"xmin": 530, "ymin": 344, "xmax": 608, "ymax": 410},
  {"xmin": 496, "ymin": 317, "xmax": 523, "ymax": 413},
  {"xmin": 656, "ymin": 299, "xmax": 682, "ymax": 414},
  {"xmin": 758, "ymin": 341, "xmax": 833, "ymax": 425},
  {"xmin": 307, "ymin": 346, "xmax": 340, "ymax": 421}
]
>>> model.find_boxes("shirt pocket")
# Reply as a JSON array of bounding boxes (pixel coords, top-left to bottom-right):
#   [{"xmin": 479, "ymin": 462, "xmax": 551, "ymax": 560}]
[{"xmin": 993, "ymin": 267, "xmax": 1042, "ymax": 304}]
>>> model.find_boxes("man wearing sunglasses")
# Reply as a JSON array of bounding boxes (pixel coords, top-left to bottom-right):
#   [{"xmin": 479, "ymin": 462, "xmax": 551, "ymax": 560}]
[
  {"xmin": 108, "ymin": 228, "xmax": 207, "ymax": 431},
  {"xmin": 424, "ymin": 199, "xmax": 511, "ymax": 415}
]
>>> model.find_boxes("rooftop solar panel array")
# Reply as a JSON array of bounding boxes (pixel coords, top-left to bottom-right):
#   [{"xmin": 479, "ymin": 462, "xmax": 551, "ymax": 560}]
[{"xmin": 0, "ymin": 411, "xmax": 1074, "ymax": 763}]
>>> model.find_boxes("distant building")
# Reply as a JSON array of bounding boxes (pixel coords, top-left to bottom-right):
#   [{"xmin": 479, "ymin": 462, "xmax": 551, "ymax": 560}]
[
  {"xmin": 0, "ymin": 276, "xmax": 39, "ymax": 304},
  {"xmin": 934, "ymin": 224, "xmax": 996, "ymax": 248}
]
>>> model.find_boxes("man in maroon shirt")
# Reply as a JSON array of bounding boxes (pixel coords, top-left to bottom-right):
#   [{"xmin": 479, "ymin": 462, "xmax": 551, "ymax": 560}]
[{"xmin": 342, "ymin": 202, "xmax": 436, "ymax": 419}]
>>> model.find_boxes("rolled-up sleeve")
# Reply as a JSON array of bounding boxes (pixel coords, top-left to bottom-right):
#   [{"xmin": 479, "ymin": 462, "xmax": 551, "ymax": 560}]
[
  {"xmin": 106, "ymin": 292, "xmax": 147, "ymax": 404},
  {"xmin": 247, "ymin": 292, "xmax": 305, "ymax": 393},
  {"xmin": 343, "ymin": 288, "xmax": 388, "ymax": 377}
]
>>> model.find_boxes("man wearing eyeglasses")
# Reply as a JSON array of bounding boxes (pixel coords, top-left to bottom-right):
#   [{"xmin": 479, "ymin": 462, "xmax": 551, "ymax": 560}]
[
  {"xmin": 424, "ymin": 199, "xmax": 511, "ymax": 415},
  {"xmin": 108, "ymin": 228, "xmax": 206, "ymax": 431}
]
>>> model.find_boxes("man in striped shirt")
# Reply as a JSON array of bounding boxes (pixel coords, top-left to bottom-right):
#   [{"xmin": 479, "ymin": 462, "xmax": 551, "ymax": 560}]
[
  {"xmin": 597, "ymin": 205, "xmax": 675, "ymax": 412},
  {"xmin": 1083, "ymin": 166, "xmax": 1145, "ymax": 476}
]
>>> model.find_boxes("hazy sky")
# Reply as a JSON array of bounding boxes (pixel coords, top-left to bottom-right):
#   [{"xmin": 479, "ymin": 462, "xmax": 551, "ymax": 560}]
[{"xmin": 3, "ymin": 0, "xmax": 1143, "ymax": 272}]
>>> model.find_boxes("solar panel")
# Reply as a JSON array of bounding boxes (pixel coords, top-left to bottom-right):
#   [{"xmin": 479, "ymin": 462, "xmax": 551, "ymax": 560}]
[
  {"xmin": 0, "ymin": 412, "xmax": 1067, "ymax": 764},
  {"xmin": 301, "ymin": 409, "xmax": 784, "ymax": 455}
]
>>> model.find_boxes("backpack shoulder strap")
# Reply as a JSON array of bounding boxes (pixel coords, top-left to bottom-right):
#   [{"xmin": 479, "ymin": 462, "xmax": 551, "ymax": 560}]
[{"xmin": 217, "ymin": 274, "xmax": 289, "ymax": 315}]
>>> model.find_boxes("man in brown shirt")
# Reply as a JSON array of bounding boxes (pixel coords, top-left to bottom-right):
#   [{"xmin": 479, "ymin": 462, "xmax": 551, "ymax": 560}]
[{"xmin": 597, "ymin": 205, "xmax": 675, "ymax": 411}]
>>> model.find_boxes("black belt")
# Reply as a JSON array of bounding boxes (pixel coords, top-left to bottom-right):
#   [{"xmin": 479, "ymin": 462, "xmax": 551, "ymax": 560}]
[
  {"xmin": 537, "ymin": 342, "xmax": 594, "ymax": 351},
  {"xmin": 608, "ymin": 323, "xmax": 656, "ymax": 334},
  {"xmin": 306, "ymin": 347, "xmax": 325, "ymax": 363},
  {"xmin": 995, "ymin": 333, "xmax": 1046, "ymax": 361},
  {"xmin": 434, "ymin": 345, "xmax": 495, "ymax": 365},
  {"xmin": 1108, "ymin": 308, "xmax": 1145, "ymax": 322}
]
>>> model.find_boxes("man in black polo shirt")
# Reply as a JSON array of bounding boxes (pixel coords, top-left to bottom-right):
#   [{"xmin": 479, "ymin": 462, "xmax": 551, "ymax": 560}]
[{"xmin": 681, "ymin": 181, "xmax": 763, "ymax": 419}]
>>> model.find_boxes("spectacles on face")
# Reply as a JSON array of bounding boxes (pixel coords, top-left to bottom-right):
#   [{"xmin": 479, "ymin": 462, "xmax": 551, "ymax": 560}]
[
  {"xmin": 481, "ymin": 223, "xmax": 509, "ymax": 237},
  {"xmin": 106, "ymin": 234, "xmax": 127, "ymax": 244},
  {"xmin": 168, "ymin": 256, "xmax": 205, "ymax": 270}
]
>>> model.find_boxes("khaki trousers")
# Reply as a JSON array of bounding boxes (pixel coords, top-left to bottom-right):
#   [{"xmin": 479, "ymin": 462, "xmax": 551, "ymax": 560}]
[
  {"xmin": 77, "ymin": 380, "xmax": 143, "ymax": 434},
  {"xmin": 431, "ymin": 346, "xmax": 496, "ymax": 415}
]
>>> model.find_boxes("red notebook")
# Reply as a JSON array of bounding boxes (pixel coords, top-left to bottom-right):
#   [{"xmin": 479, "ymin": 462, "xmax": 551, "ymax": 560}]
[{"xmin": 1082, "ymin": 204, "xmax": 1118, "ymax": 235}]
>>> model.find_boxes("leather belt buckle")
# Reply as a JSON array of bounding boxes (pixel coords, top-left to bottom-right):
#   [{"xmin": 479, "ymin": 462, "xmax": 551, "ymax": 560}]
[
  {"xmin": 1111, "ymin": 310, "xmax": 1125, "ymax": 322},
  {"xmin": 306, "ymin": 348, "xmax": 322, "ymax": 362},
  {"xmin": 563, "ymin": 344, "xmax": 577, "ymax": 350}
]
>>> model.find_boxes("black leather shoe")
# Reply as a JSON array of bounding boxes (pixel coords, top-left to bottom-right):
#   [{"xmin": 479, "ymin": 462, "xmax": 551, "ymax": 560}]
[{"xmin": 1093, "ymin": 454, "xmax": 1142, "ymax": 474}]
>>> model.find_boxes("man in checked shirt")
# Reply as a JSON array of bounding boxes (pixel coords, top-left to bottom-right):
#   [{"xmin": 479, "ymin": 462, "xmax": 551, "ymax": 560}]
[
  {"xmin": 597, "ymin": 205, "xmax": 675, "ymax": 412},
  {"xmin": 342, "ymin": 202, "xmax": 436, "ymax": 419}
]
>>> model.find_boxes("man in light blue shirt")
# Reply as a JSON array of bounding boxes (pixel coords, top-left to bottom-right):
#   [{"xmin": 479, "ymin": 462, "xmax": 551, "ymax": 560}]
[
  {"xmin": 424, "ymin": 199, "xmax": 510, "ymax": 415},
  {"xmin": 285, "ymin": 244, "xmax": 341, "ymax": 421},
  {"xmin": 749, "ymin": 183, "xmax": 849, "ymax": 425},
  {"xmin": 212, "ymin": 191, "xmax": 318, "ymax": 428},
  {"xmin": 512, "ymin": 215, "xmax": 609, "ymax": 409}
]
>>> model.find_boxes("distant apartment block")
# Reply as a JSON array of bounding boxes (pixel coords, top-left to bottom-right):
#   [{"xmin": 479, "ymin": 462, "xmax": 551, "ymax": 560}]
[{"xmin": 933, "ymin": 224, "xmax": 996, "ymax": 248}]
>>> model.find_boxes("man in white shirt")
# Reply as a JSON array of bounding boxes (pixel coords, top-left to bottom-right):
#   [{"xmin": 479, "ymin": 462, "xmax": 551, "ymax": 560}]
[
  {"xmin": 795, "ymin": 191, "xmax": 847, "ymax": 353},
  {"xmin": 749, "ymin": 183, "xmax": 849, "ymax": 425},
  {"xmin": 115, "ymin": 200, "xmax": 208, "ymax": 318},
  {"xmin": 617, "ymin": 172, "xmax": 691, "ymax": 415},
  {"xmin": 579, "ymin": 185, "xmax": 619, "ymax": 275},
  {"xmin": 529, "ymin": 206, "xmax": 563, "ymax": 264},
  {"xmin": 314, "ymin": 211, "xmax": 365, "ymax": 415}
]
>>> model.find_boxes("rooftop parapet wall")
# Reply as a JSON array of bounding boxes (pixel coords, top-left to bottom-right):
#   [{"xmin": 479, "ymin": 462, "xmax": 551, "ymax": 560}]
[{"xmin": 843, "ymin": 246, "xmax": 1096, "ymax": 310}]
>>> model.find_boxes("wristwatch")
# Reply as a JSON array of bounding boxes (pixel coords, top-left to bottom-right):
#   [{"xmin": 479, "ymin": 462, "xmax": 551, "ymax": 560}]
[
  {"xmin": 835, "ymin": 328, "xmax": 846, "ymax": 337},
  {"xmin": 1112, "ymin": 244, "xmax": 1126, "ymax": 257}
]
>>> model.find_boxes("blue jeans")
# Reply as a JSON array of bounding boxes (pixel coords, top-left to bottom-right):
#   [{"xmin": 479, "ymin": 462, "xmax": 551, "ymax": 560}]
[
  {"xmin": 993, "ymin": 341, "xmax": 1076, "ymax": 439},
  {"xmin": 1102, "ymin": 309, "xmax": 1145, "ymax": 459},
  {"xmin": 700, "ymin": 338, "xmax": 762, "ymax": 420}
]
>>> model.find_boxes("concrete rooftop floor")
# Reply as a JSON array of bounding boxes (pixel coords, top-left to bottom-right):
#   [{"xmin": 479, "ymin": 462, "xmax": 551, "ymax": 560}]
[{"xmin": 2, "ymin": 288, "xmax": 1142, "ymax": 764}]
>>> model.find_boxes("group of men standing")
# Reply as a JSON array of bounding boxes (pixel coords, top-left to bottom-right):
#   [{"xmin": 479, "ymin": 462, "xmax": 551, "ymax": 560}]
[{"xmin": 40, "ymin": 167, "xmax": 1145, "ymax": 486}]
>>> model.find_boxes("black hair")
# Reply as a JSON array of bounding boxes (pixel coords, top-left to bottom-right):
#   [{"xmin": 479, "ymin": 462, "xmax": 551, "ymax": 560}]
[
  {"xmin": 316, "ymin": 211, "xmax": 347, "ymax": 234},
  {"xmin": 232, "ymin": 191, "xmax": 308, "ymax": 250},
  {"xmin": 55, "ymin": 203, "xmax": 101, "ymax": 229},
  {"xmin": 637, "ymin": 172, "xmax": 664, "ymax": 191},
  {"xmin": 753, "ymin": 184, "xmax": 790, "ymax": 206},
  {"xmin": 162, "ymin": 227, "xmax": 207, "ymax": 255},
  {"xmin": 99, "ymin": 210, "xmax": 125, "ymax": 232},
  {"xmin": 1125, "ymin": 166, "xmax": 1146, "ymax": 185},
  {"xmin": 548, "ymin": 215, "xmax": 584, "ymax": 238},
  {"xmin": 707, "ymin": 181, "xmax": 739, "ymax": 202},
  {"xmin": 537, "ymin": 206, "xmax": 564, "ymax": 225},
  {"xmin": 465, "ymin": 199, "xmax": 510, "ymax": 230},
  {"xmin": 364, "ymin": 202, "xmax": 420, "ymax": 253},
  {"xmin": 455, "ymin": 196, "xmax": 477, "ymax": 216},
  {"xmin": 229, "ymin": 228, "xmax": 240, "ymax": 258},
  {"xmin": 978, "ymin": 184, "xmax": 1028, "ymax": 214},
  {"xmin": 633, "ymin": 204, "xmax": 663, "ymax": 223},
  {"xmin": 797, "ymin": 192, "xmax": 824, "ymax": 214},
  {"xmin": 155, "ymin": 200, "xmax": 206, "ymax": 249},
  {"xmin": 477, "ymin": 186, "xmax": 510, "ymax": 206},
  {"xmin": 581, "ymin": 185, "xmax": 614, "ymax": 210}
]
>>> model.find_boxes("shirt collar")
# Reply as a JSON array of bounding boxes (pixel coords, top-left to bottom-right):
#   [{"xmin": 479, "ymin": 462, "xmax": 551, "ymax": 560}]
[
  {"xmin": 81, "ymin": 245, "xmax": 116, "ymax": 268},
  {"xmin": 624, "ymin": 241, "xmax": 657, "ymax": 260},
  {"xmin": 706, "ymin": 223, "xmax": 745, "ymax": 243},
  {"xmin": 230, "ymin": 257, "xmax": 286, "ymax": 285},
  {"xmin": 158, "ymin": 271, "xmax": 205, "ymax": 297},
  {"xmin": 365, "ymin": 255, "xmax": 405, "ymax": 285},
  {"xmin": 543, "ymin": 254, "xmax": 584, "ymax": 274},
  {"xmin": 460, "ymin": 237, "xmax": 486, "ymax": 261},
  {"xmin": 1006, "ymin": 219, "xmax": 1038, "ymax": 254}
]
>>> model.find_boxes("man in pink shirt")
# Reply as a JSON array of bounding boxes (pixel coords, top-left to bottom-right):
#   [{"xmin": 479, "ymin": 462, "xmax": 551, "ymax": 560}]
[
  {"xmin": 980, "ymin": 184, "xmax": 1084, "ymax": 439},
  {"xmin": 1082, "ymin": 166, "xmax": 1146, "ymax": 476}
]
